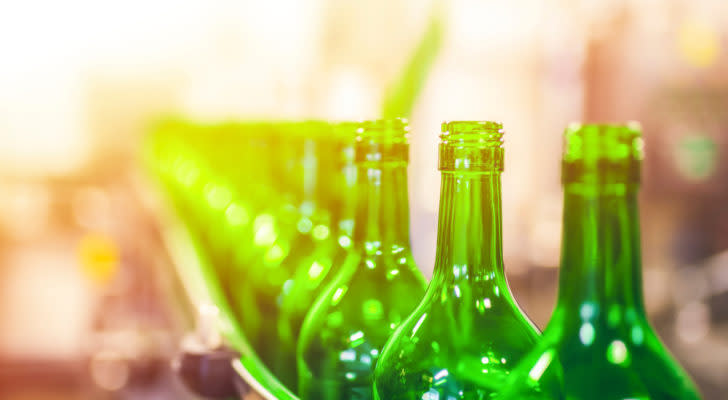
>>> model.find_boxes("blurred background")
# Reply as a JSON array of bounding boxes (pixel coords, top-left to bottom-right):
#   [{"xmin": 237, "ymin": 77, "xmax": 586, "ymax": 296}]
[{"xmin": 1, "ymin": 0, "xmax": 727, "ymax": 399}]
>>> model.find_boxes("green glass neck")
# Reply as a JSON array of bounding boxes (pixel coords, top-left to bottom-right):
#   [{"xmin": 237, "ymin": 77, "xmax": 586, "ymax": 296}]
[
  {"xmin": 556, "ymin": 183, "xmax": 646, "ymax": 319},
  {"xmin": 298, "ymin": 139, "xmax": 342, "ymax": 220},
  {"xmin": 353, "ymin": 161, "xmax": 411, "ymax": 251},
  {"xmin": 433, "ymin": 171, "xmax": 505, "ymax": 284},
  {"xmin": 335, "ymin": 147, "xmax": 357, "ymax": 242}
]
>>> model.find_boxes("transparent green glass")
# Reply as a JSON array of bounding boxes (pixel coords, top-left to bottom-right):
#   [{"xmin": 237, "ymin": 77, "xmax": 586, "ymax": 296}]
[
  {"xmin": 277, "ymin": 122, "xmax": 360, "ymax": 390},
  {"xmin": 372, "ymin": 121, "xmax": 540, "ymax": 400},
  {"xmin": 497, "ymin": 123, "xmax": 702, "ymax": 400},
  {"xmin": 297, "ymin": 119, "xmax": 427, "ymax": 400},
  {"xmin": 231, "ymin": 122, "xmax": 342, "ymax": 388},
  {"xmin": 144, "ymin": 120, "xmax": 299, "ymax": 400}
]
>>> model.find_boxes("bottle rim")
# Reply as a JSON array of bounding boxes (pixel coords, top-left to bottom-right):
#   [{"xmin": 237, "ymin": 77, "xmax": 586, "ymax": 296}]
[
  {"xmin": 438, "ymin": 120, "xmax": 504, "ymax": 172},
  {"xmin": 354, "ymin": 118, "xmax": 410, "ymax": 164},
  {"xmin": 356, "ymin": 118, "xmax": 410, "ymax": 142},
  {"xmin": 562, "ymin": 121, "xmax": 643, "ymax": 185},
  {"xmin": 441, "ymin": 120, "xmax": 503, "ymax": 136}
]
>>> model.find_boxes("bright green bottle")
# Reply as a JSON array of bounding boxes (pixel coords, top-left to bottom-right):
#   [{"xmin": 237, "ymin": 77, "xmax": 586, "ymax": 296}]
[
  {"xmin": 297, "ymin": 119, "xmax": 427, "ymax": 400},
  {"xmin": 497, "ymin": 123, "xmax": 702, "ymax": 400},
  {"xmin": 372, "ymin": 121, "xmax": 540, "ymax": 400},
  {"xmin": 277, "ymin": 122, "xmax": 360, "ymax": 381}
]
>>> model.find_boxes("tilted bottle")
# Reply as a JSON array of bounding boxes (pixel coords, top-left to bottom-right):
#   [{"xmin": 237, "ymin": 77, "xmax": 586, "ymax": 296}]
[
  {"xmin": 373, "ymin": 121, "xmax": 540, "ymax": 399},
  {"xmin": 297, "ymin": 119, "xmax": 427, "ymax": 400},
  {"xmin": 497, "ymin": 123, "xmax": 702, "ymax": 400},
  {"xmin": 277, "ymin": 122, "xmax": 360, "ymax": 385}
]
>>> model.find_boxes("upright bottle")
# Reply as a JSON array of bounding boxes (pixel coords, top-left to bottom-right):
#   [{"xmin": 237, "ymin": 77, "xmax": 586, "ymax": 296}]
[
  {"xmin": 373, "ymin": 121, "xmax": 540, "ymax": 399},
  {"xmin": 277, "ymin": 122, "xmax": 360, "ymax": 376},
  {"xmin": 235, "ymin": 121, "xmax": 341, "ymax": 388},
  {"xmin": 297, "ymin": 119, "xmax": 427, "ymax": 400},
  {"xmin": 271, "ymin": 123, "xmax": 359, "ymax": 389},
  {"xmin": 498, "ymin": 123, "xmax": 702, "ymax": 400}
]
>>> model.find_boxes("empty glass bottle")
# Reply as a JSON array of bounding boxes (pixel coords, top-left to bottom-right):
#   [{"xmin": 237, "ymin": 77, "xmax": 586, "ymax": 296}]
[
  {"xmin": 297, "ymin": 119, "xmax": 427, "ymax": 400},
  {"xmin": 497, "ymin": 123, "xmax": 702, "ymax": 400},
  {"xmin": 268, "ymin": 122, "xmax": 359, "ymax": 388},
  {"xmin": 373, "ymin": 121, "xmax": 540, "ymax": 400},
  {"xmin": 277, "ymin": 122, "xmax": 360, "ymax": 383},
  {"xmin": 232, "ymin": 121, "xmax": 340, "ymax": 388}
]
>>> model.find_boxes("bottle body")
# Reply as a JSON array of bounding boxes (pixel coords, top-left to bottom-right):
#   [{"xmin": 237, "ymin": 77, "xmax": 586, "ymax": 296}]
[
  {"xmin": 276, "ymin": 130, "xmax": 359, "ymax": 389},
  {"xmin": 373, "ymin": 276, "xmax": 539, "ymax": 399},
  {"xmin": 298, "ymin": 249, "xmax": 426, "ymax": 399},
  {"xmin": 374, "ymin": 121, "xmax": 540, "ymax": 399},
  {"xmin": 499, "ymin": 190, "xmax": 701, "ymax": 400},
  {"xmin": 498, "ymin": 124, "xmax": 701, "ymax": 400},
  {"xmin": 297, "ymin": 119, "xmax": 427, "ymax": 400},
  {"xmin": 231, "ymin": 123, "xmax": 340, "ymax": 389}
]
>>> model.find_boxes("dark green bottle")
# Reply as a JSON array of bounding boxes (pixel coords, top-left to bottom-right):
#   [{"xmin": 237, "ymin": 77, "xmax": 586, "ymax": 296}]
[
  {"xmin": 373, "ymin": 121, "xmax": 540, "ymax": 399},
  {"xmin": 497, "ymin": 123, "xmax": 702, "ymax": 400},
  {"xmin": 297, "ymin": 119, "xmax": 427, "ymax": 400}
]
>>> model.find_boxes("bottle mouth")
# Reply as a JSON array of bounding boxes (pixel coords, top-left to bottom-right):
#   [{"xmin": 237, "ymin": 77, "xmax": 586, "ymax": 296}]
[
  {"xmin": 441, "ymin": 120, "xmax": 504, "ymax": 142},
  {"xmin": 562, "ymin": 122, "xmax": 643, "ymax": 185},
  {"xmin": 439, "ymin": 120, "xmax": 504, "ymax": 172},
  {"xmin": 355, "ymin": 118, "xmax": 409, "ymax": 164}
]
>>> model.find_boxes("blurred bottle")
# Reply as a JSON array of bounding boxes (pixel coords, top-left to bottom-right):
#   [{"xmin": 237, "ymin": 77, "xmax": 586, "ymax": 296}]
[
  {"xmin": 276, "ymin": 122, "xmax": 360, "ymax": 389},
  {"xmin": 145, "ymin": 121, "xmax": 301, "ymax": 400},
  {"xmin": 232, "ymin": 121, "xmax": 342, "ymax": 388},
  {"xmin": 497, "ymin": 123, "xmax": 702, "ymax": 400},
  {"xmin": 373, "ymin": 121, "xmax": 540, "ymax": 399},
  {"xmin": 297, "ymin": 119, "xmax": 427, "ymax": 400}
]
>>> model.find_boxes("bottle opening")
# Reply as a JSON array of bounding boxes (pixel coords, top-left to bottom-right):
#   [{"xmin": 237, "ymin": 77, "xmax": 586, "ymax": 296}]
[
  {"xmin": 562, "ymin": 122, "xmax": 643, "ymax": 185},
  {"xmin": 355, "ymin": 118, "xmax": 409, "ymax": 164},
  {"xmin": 439, "ymin": 120, "xmax": 504, "ymax": 172},
  {"xmin": 441, "ymin": 120, "xmax": 503, "ymax": 140}
]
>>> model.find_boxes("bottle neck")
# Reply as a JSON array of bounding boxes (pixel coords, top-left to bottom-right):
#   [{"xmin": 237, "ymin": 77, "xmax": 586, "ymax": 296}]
[
  {"xmin": 557, "ymin": 184, "xmax": 646, "ymax": 318},
  {"xmin": 353, "ymin": 162, "xmax": 411, "ymax": 250},
  {"xmin": 335, "ymin": 158, "xmax": 357, "ymax": 242},
  {"xmin": 433, "ymin": 172, "xmax": 505, "ymax": 284},
  {"xmin": 300, "ymin": 140, "xmax": 338, "ymax": 218}
]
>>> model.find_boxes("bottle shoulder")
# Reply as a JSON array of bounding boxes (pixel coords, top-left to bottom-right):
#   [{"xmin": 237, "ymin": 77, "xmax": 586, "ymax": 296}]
[
  {"xmin": 373, "ymin": 286, "xmax": 540, "ymax": 397},
  {"xmin": 499, "ymin": 313, "xmax": 702, "ymax": 400},
  {"xmin": 297, "ymin": 252, "xmax": 426, "ymax": 361},
  {"xmin": 299, "ymin": 253, "xmax": 425, "ymax": 331}
]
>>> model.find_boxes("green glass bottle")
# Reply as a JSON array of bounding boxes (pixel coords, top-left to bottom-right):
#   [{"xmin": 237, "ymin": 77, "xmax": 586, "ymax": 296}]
[
  {"xmin": 297, "ymin": 119, "xmax": 427, "ymax": 400},
  {"xmin": 235, "ymin": 122, "xmax": 344, "ymax": 388},
  {"xmin": 497, "ymin": 123, "xmax": 702, "ymax": 400},
  {"xmin": 268, "ymin": 123, "xmax": 357, "ymax": 388},
  {"xmin": 231, "ymin": 122, "xmax": 305, "ymax": 358},
  {"xmin": 372, "ymin": 121, "xmax": 540, "ymax": 400},
  {"xmin": 277, "ymin": 122, "xmax": 360, "ymax": 382}
]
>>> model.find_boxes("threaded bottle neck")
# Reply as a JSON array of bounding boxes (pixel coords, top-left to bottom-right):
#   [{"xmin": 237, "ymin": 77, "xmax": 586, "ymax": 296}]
[
  {"xmin": 355, "ymin": 118, "xmax": 409, "ymax": 164},
  {"xmin": 562, "ymin": 122, "xmax": 643, "ymax": 187},
  {"xmin": 353, "ymin": 119, "xmax": 411, "ymax": 248},
  {"xmin": 439, "ymin": 121, "xmax": 504, "ymax": 173}
]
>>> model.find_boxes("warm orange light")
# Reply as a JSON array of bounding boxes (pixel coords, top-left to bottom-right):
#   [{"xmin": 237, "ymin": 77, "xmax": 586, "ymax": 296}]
[{"xmin": 78, "ymin": 233, "xmax": 120, "ymax": 287}]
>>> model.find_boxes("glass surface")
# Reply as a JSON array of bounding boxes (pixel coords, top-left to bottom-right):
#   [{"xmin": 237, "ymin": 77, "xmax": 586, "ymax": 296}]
[
  {"xmin": 145, "ymin": 120, "xmax": 299, "ymax": 400},
  {"xmin": 497, "ymin": 124, "xmax": 702, "ymax": 400},
  {"xmin": 373, "ymin": 121, "xmax": 540, "ymax": 399},
  {"xmin": 297, "ymin": 119, "xmax": 427, "ymax": 400},
  {"xmin": 274, "ymin": 125, "xmax": 360, "ymax": 390},
  {"xmin": 231, "ymin": 122, "xmax": 340, "ymax": 389}
]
